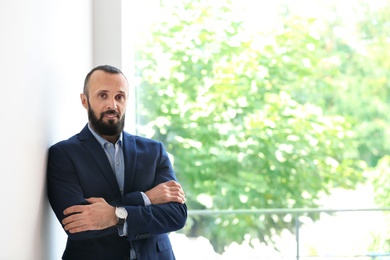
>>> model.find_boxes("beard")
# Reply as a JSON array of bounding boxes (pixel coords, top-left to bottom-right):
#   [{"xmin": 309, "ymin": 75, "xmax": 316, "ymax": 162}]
[{"xmin": 88, "ymin": 103, "xmax": 125, "ymax": 136}]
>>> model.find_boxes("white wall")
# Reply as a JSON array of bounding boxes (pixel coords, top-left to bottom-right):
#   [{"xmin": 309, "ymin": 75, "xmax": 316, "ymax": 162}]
[
  {"xmin": 93, "ymin": 0, "xmax": 136, "ymax": 132},
  {"xmin": 0, "ymin": 1, "xmax": 93, "ymax": 259},
  {"xmin": 0, "ymin": 0, "xmax": 136, "ymax": 259}
]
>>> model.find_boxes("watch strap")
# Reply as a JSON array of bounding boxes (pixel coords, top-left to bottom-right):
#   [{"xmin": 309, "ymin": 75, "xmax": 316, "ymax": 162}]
[{"xmin": 116, "ymin": 217, "xmax": 125, "ymax": 227}]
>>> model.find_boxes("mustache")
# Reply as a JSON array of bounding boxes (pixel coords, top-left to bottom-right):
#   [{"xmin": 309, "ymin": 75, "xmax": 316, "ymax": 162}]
[{"xmin": 101, "ymin": 110, "xmax": 120, "ymax": 117}]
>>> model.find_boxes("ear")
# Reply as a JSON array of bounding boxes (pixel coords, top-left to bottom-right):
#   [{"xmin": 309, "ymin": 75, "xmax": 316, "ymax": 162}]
[{"xmin": 80, "ymin": 93, "xmax": 88, "ymax": 109}]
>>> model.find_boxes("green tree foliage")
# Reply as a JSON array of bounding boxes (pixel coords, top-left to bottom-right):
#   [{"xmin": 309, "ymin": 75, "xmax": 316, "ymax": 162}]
[
  {"xmin": 315, "ymin": 3, "xmax": 390, "ymax": 251},
  {"xmin": 319, "ymin": 1, "xmax": 390, "ymax": 167},
  {"xmin": 338, "ymin": 0, "xmax": 390, "ymax": 252},
  {"xmin": 368, "ymin": 155, "xmax": 390, "ymax": 252},
  {"xmin": 134, "ymin": 0, "xmax": 366, "ymax": 253}
]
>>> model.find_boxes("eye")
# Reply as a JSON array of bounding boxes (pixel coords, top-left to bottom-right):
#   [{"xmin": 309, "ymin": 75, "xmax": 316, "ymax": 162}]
[
  {"xmin": 116, "ymin": 94, "xmax": 126, "ymax": 101},
  {"xmin": 98, "ymin": 93, "xmax": 107, "ymax": 99}
]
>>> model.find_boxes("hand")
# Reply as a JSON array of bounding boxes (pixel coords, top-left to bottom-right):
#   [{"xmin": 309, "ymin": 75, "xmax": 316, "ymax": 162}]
[
  {"xmin": 62, "ymin": 197, "xmax": 117, "ymax": 234},
  {"xmin": 145, "ymin": 180, "xmax": 185, "ymax": 205}
]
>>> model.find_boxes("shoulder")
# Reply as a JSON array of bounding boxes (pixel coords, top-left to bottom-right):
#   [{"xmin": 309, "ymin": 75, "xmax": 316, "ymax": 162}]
[
  {"xmin": 123, "ymin": 131, "xmax": 161, "ymax": 145},
  {"xmin": 48, "ymin": 134, "xmax": 82, "ymax": 152},
  {"xmin": 49, "ymin": 125, "xmax": 92, "ymax": 150},
  {"xmin": 122, "ymin": 132, "xmax": 166, "ymax": 154}
]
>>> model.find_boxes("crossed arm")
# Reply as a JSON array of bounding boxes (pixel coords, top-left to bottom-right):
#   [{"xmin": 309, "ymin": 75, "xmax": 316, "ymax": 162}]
[{"xmin": 62, "ymin": 180, "xmax": 185, "ymax": 234}]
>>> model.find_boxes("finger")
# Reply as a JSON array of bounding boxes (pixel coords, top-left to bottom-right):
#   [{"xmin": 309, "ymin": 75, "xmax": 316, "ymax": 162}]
[
  {"xmin": 68, "ymin": 226, "xmax": 85, "ymax": 234},
  {"xmin": 166, "ymin": 180, "xmax": 180, "ymax": 187},
  {"xmin": 64, "ymin": 219, "xmax": 78, "ymax": 231},
  {"xmin": 172, "ymin": 188, "xmax": 184, "ymax": 195},
  {"xmin": 65, "ymin": 220, "xmax": 88, "ymax": 233},
  {"xmin": 171, "ymin": 192, "xmax": 185, "ymax": 204},
  {"xmin": 62, "ymin": 214, "xmax": 76, "ymax": 225},
  {"xmin": 63, "ymin": 205, "xmax": 82, "ymax": 216},
  {"xmin": 176, "ymin": 195, "xmax": 185, "ymax": 204},
  {"xmin": 167, "ymin": 185, "xmax": 182, "ymax": 193},
  {"xmin": 85, "ymin": 197, "xmax": 102, "ymax": 204},
  {"xmin": 179, "ymin": 192, "xmax": 186, "ymax": 202}
]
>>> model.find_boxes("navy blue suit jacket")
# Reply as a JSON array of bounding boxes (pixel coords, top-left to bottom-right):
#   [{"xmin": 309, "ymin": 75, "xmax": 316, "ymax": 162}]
[{"xmin": 47, "ymin": 125, "xmax": 187, "ymax": 260}]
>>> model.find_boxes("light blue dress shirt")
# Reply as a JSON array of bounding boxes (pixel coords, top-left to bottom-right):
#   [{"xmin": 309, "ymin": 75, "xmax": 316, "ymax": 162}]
[
  {"xmin": 88, "ymin": 124, "xmax": 125, "ymax": 193},
  {"xmin": 88, "ymin": 124, "xmax": 151, "ymax": 205},
  {"xmin": 88, "ymin": 124, "xmax": 151, "ymax": 241}
]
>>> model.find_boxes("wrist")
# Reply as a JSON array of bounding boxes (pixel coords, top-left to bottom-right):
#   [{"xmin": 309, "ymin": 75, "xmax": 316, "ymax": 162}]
[{"xmin": 141, "ymin": 191, "xmax": 152, "ymax": 206}]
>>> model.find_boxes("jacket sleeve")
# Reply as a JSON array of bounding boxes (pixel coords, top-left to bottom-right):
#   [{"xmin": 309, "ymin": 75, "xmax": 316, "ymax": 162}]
[
  {"xmin": 122, "ymin": 141, "xmax": 187, "ymax": 240},
  {"xmin": 124, "ymin": 203, "xmax": 187, "ymax": 241},
  {"xmin": 46, "ymin": 144, "xmax": 117, "ymax": 240}
]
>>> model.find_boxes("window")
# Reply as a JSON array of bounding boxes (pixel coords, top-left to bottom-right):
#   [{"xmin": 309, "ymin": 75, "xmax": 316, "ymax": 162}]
[{"xmin": 129, "ymin": 0, "xmax": 390, "ymax": 258}]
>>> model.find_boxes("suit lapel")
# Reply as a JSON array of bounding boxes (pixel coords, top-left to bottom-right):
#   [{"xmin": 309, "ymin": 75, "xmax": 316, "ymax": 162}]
[
  {"xmin": 79, "ymin": 125, "xmax": 121, "ymax": 196},
  {"xmin": 122, "ymin": 132, "xmax": 137, "ymax": 194}
]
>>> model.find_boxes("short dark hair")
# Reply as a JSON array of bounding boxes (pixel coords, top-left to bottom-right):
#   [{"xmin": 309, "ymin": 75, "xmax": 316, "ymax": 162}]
[{"xmin": 83, "ymin": 65, "xmax": 125, "ymax": 96}]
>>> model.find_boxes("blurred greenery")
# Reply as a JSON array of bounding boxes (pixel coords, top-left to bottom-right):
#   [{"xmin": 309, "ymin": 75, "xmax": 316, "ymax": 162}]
[{"xmin": 134, "ymin": 0, "xmax": 390, "ymax": 253}]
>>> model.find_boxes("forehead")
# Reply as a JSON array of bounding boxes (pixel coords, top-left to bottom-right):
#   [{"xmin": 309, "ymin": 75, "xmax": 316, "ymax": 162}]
[{"xmin": 88, "ymin": 70, "xmax": 128, "ymax": 94}]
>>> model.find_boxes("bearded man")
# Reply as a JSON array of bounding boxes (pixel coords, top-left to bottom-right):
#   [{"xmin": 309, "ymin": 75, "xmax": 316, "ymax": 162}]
[{"xmin": 47, "ymin": 65, "xmax": 187, "ymax": 260}]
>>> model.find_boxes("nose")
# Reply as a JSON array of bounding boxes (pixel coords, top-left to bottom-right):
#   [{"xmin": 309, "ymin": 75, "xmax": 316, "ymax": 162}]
[{"xmin": 107, "ymin": 98, "xmax": 118, "ymax": 110}]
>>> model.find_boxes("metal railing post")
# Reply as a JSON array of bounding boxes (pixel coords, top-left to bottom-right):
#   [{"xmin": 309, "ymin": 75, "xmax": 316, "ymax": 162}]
[{"xmin": 295, "ymin": 213, "xmax": 300, "ymax": 260}]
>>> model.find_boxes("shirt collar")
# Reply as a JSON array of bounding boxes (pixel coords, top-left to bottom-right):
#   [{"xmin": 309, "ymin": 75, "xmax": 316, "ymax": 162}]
[{"xmin": 88, "ymin": 123, "xmax": 123, "ymax": 147}]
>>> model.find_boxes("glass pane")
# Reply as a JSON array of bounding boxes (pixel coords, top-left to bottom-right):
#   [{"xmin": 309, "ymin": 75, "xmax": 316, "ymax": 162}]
[{"xmin": 131, "ymin": 0, "xmax": 390, "ymax": 258}]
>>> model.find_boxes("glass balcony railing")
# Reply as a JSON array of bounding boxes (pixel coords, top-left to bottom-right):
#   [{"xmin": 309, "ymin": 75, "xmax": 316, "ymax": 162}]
[{"xmin": 171, "ymin": 208, "xmax": 390, "ymax": 260}]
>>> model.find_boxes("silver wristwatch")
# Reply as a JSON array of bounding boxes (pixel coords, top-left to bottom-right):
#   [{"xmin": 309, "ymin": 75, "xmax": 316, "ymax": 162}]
[{"xmin": 115, "ymin": 207, "xmax": 128, "ymax": 227}]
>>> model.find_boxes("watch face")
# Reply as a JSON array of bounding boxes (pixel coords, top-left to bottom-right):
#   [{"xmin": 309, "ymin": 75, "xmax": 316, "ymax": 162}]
[{"xmin": 116, "ymin": 207, "xmax": 128, "ymax": 219}]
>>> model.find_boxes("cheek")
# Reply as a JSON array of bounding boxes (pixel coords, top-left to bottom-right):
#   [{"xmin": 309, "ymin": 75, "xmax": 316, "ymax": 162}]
[
  {"xmin": 118, "ymin": 104, "xmax": 127, "ymax": 114},
  {"xmin": 90, "ymin": 102, "xmax": 105, "ymax": 113},
  {"xmin": 89, "ymin": 103, "xmax": 104, "ymax": 116}
]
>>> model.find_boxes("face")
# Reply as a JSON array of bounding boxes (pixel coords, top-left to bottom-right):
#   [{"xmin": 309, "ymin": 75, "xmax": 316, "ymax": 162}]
[{"xmin": 80, "ymin": 70, "xmax": 128, "ymax": 137}]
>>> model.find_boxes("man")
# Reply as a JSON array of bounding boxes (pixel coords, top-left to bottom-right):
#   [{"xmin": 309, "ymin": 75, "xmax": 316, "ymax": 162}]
[{"xmin": 47, "ymin": 65, "xmax": 187, "ymax": 260}]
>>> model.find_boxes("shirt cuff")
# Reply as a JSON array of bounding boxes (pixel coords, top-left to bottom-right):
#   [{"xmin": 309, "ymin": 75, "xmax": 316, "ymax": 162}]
[{"xmin": 141, "ymin": 191, "xmax": 151, "ymax": 206}]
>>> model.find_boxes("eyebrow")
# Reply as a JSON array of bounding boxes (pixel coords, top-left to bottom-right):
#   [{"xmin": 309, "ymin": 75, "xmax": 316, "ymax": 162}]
[
  {"xmin": 96, "ymin": 90, "xmax": 127, "ymax": 95},
  {"xmin": 117, "ymin": 90, "xmax": 127, "ymax": 97}
]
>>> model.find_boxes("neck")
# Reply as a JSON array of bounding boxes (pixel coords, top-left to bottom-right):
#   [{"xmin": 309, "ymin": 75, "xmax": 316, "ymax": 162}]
[
  {"xmin": 88, "ymin": 123, "xmax": 121, "ymax": 144},
  {"xmin": 101, "ymin": 134, "xmax": 119, "ymax": 144}
]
